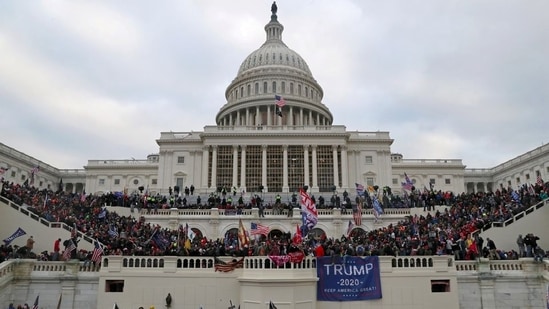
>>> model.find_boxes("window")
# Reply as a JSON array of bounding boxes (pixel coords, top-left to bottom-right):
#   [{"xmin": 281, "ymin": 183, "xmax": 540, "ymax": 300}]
[
  {"xmin": 525, "ymin": 174, "xmax": 530, "ymax": 180},
  {"xmin": 39, "ymin": 181, "xmax": 43, "ymax": 187},
  {"xmin": 429, "ymin": 179, "xmax": 435, "ymax": 185},
  {"xmin": 507, "ymin": 180, "xmax": 512, "ymax": 186},
  {"xmin": 151, "ymin": 179, "xmax": 158, "ymax": 185},
  {"xmin": 392, "ymin": 178, "xmax": 398, "ymax": 185},
  {"xmin": 431, "ymin": 280, "xmax": 450, "ymax": 293},
  {"xmin": 255, "ymin": 83, "xmax": 259, "ymax": 94},
  {"xmin": 263, "ymin": 82, "xmax": 268, "ymax": 93},
  {"xmin": 11, "ymin": 171, "xmax": 15, "ymax": 177},
  {"xmin": 516, "ymin": 177, "xmax": 520, "ymax": 184},
  {"xmin": 99, "ymin": 179, "xmax": 105, "ymax": 186},
  {"xmin": 365, "ymin": 156, "xmax": 373, "ymax": 164},
  {"xmin": 366, "ymin": 177, "xmax": 374, "ymax": 186},
  {"xmin": 105, "ymin": 280, "xmax": 124, "ymax": 292},
  {"xmin": 445, "ymin": 178, "xmax": 451, "ymax": 185},
  {"xmin": 281, "ymin": 81, "xmax": 285, "ymax": 93},
  {"xmin": 177, "ymin": 156, "xmax": 185, "ymax": 164},
  {"xmin": 272, "ymin": 81, "xmax": 277, "ymax": 93},
  {"xmin": 114, "ymin": 179, "xmax": 120, "ymax": 185},
  {"xmin": 290, "ymin": 83, "xmax": 294, "ymax": 94},
  {"xmin": 133, "ymin": 179, "xmax": 139, "ymax": 185},
  {"xmin": 21, "ymin": 175, "xmax": 26, "ymax": 180}
]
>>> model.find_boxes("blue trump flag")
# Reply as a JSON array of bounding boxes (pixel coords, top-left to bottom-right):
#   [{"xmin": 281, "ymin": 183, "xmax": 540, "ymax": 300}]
[{"xmin": 317, "ymin": 256, "xmax": 382, "ymax": 301}]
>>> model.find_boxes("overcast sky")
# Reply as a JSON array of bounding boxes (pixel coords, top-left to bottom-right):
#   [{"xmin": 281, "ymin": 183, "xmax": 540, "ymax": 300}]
[{"xmin": 1, "ymin": 0, "xmax": 548, "ymax": 170}]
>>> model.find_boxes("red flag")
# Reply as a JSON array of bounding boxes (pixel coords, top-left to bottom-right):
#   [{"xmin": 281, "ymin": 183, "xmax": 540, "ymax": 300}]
[{"xmin": 292, "ymin": 224, "xmax": 302, "ymax": 245}]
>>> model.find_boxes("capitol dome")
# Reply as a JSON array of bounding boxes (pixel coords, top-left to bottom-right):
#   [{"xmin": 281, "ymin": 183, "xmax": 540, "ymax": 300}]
[{"xmin": 216, "ymin": 3, "xmax": 332, "ymax": 127}]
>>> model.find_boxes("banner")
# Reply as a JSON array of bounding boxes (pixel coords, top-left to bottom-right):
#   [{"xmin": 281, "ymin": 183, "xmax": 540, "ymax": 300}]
[
  {"xmin": 3, "ymin": 227, "xmax": 27, "ymax": 245},
  {"xmin": 317, "ymin": 256, "xmax": 382, "ymax": 301}
]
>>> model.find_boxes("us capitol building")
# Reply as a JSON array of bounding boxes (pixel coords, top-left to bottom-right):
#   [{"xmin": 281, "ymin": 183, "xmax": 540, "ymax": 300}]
[
  {"xmin": 1, "ymin": 4, "xmax": 549, "ymax": 309},
  {"xmin": 1, "ymin": 4, "xmax": 547, "ymax": 200}
]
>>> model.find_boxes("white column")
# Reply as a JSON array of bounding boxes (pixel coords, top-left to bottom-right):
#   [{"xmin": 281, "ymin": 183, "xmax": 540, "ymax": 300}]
[
  {"xmin": 341, "ymin": 145, "xmax": 349, "ymax": 190},
  {"xmin": 267, "ymin": 106, "xmax": 271, "ymax": 126},
  {"xmin": 304, "ymin": 145, "xmax": 310, "ymax": 187},
  {"xmin": 333, "ymin": 145, "xmax": 339, "ymax": 188},
  {"xmin": 311, "ymin": 145, "xmax": 318, "ymax": 191},
  {"xmin": 232, "ymin": 145, "xmax": 238, "ymax": 188},
  {"xmin": 316, "ymin": 113, "xmax": 320, "ymax": 126},
  {"xmin": 229, "ymin": 114, "xmax": 233, "ymax": 126},
  {"xmin": 246, "ymin": 108, "xmax": 250, "ymax": 126},
  {"xmin": 299, "ymin": 108, "xmax": 304, "ymax": 126},
  {"xmin": 211, "ymin": 145, "xmax": 217, "ymax": 189},
  {"xmin": 256, "ymin": 106, "xmax": 260, "ymax": 125},
  {"xmin": 283, "ymin": 145, "xmax": 289, "ymax": 192},
  {"xmin": 289, "ymin": 106, "xmax": 294, "ymax": 126},
  {"xmin": 240, "ymin": 146, "xmax": 247, "ymax": 192},
  {"xmin": 309, "ymin": 110, "xmax": 313, "ymax": 126},
  {"xmin": 201, "ymin": 146, "xmax": 209, "ymax": 189},
  {"xmin": 236, "ymin": 111, "xmax": 241, "ymax": 126},
  {"xmin": 262, "ymin": 144, "xmax": 268, "ymax": 191}
]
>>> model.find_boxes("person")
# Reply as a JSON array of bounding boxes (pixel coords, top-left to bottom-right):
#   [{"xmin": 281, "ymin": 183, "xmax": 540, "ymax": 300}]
[
  {"xmin": 53, "ymin": 238, "xmax": 61, "ymax": 261},
  {"xmin": 516, "ymin": 234, "xmax": 525, "ymax": 257},
  {"xmin": 271, "ymin": 1, "xmax": 277, "ymax": 15},
  {"xmin": 486, "ymin": 238, "xmax": 499, "ymax": 260},
  {"xmin": 26, "ymin": 236, "xmax": 35, "ymax": 252}
]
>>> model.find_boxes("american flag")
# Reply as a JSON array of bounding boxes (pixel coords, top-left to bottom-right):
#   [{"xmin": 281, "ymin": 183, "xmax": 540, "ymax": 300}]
[
  {"xmin": 238, "ymin": 219, "xmax": 249, "ymax": 247},
  {"xmin": 401, "ymin": 173, "xmax": 413, "ymax": 191},
  {"xmin": 0, "ymin": 166, "xmax": 8, "ymax": 175},
  {"xmin": 355, "ymin": 183, "xmax": 365, "ymax": 197},
  {"xmin": 275, "ymin": 95, "xmax": 286, "ymax": 108},
  {"xmin": 250, "ymin": 222, "xmax": 270, "ymax": 236},
  {"xmin": 346, "ymin": 220, "xmax": 355, "ymax": 237},
  {"xmin": 214, "ymin": 257, "xmax": 244, "ymax": 272},
  {"xmin": 63, "ymin": 239, "xmax": 76, "ymax": 260},
  {"xmin": 353, "ymin": 202, "xmax": 362, "ymax": 226},
  {"xmin": 32, "ymin": 295, "xmax": 39, "ymax": 309},
  {"xmin": 91, "ymin": 241, "xmax": 104, "ymax": 263},
  {"xmin": 30, "ymin": 166, "xmax": 40, "ymax": 175},
  {"xmin": 538, "ymin": 175, "xmax": 544, "ymax": 186}
]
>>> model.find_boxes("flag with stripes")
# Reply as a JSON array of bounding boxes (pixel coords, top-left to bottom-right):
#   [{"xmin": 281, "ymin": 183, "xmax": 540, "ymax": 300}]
[
  {"xmin": 91, "ymin": 241, "xmax": 104, "ymax": 263},
  {"xmin": 355, "ymin": 183, "xmax": 365, "ymax": 197},
  {"xmin": 250, "ymin": 222, "xmax": 270, "ymax": 236},
  {"xmin": 346, "ymin": 220, "xmax": 355, "ymax": 237},
  {"xmin": 63, "ymin": 239, "xmax": 76, "ymax": 260},
  {"xmin": 0, "ymin": 166, "xmax": 8, "ymax": 176},
  {"xmin": 353, "ymin": 202, "xmax": 362, "ymax": 226},
  {"xmin": 299, "ymin": 188, "xmax": 318, "ymax": 230},
  {"xmin": 401, "ymin": 173, "xmax": 413, "ymax": 191},
  {"xmin": 275, "ymin": 95, "xmax": 286, "ymax": 107},
  {"xmin": 538, "ymin": 175, "xmax": 545, "ymax": 186},
  {"xmin": 238, "ymin": 219, "xmax": 250, "ymax": 247},
  {"xmin": 214, "ymin": 257, "xmax": 244, "ymax": 272}
]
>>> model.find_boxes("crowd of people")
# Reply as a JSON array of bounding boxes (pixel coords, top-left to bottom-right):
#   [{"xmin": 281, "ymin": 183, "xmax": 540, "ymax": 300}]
[{"xmin": 1, "ymin": 179, "xmax": 548, "ymax": 265}]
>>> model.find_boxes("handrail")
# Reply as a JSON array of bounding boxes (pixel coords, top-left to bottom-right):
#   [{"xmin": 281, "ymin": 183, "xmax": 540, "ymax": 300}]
[
  {"xmin": 475, "ymin": 198, "xmax": 548, "ymax": 234},
  {"xmin": 0, "ymin": 195, "xmax": 104, "ymax": 248}
]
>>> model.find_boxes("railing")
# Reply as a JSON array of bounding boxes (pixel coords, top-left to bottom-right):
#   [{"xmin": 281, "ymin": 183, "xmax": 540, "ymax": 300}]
[
  {"xmin": 138, "ymin": 206, "xmax": 411, "ymax": 217},
  {"xmin": 0, "ymin": 196, "xmax": 103, "ymax": 248},
  {"xmin": 480, "ymin": 198, "xmax": 548, "ymax": 231}
]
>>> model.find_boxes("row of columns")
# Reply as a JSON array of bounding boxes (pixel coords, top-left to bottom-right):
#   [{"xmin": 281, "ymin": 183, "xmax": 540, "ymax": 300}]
[
  {"xmin": 219, "ymin": 105, "xmax": 330, "ymax": 126},
  {"xmin": 201, "ymin": 145, "xmax": 349, "ymax": 192}
]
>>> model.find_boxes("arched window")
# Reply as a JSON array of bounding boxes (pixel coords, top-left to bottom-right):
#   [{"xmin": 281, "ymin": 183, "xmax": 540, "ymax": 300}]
[
  {"xmin": 240, "ymin": 87, "xmax": 244, "ymax": 98},
  {"xmin": 305, "ymin": 86, "xmax": 308, "ymax": 97},
  {"xmin": 255, "ymin": 83, "xmax": 259, "ymax": 94},
  {"xmin": 281, "ymin": 81, "xmax": 286, "ymax": 94},
  {"xmin": 263, "ymin": 82, "xmax": 268, "ymax": 93},
  {"xmin": 272, "ymin": 81, "xmax": 277, "ymax": 93},
  {"xmin": 298, "ymin": 84, "xmax": 302, "ymax": 96},
  {"xmin": 290, "ymin": 83, "xmax": 294, "ymax": 95},
  {"xmin": 247, "ymin": 84, "xmax": 251, "ymax": 96}
]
